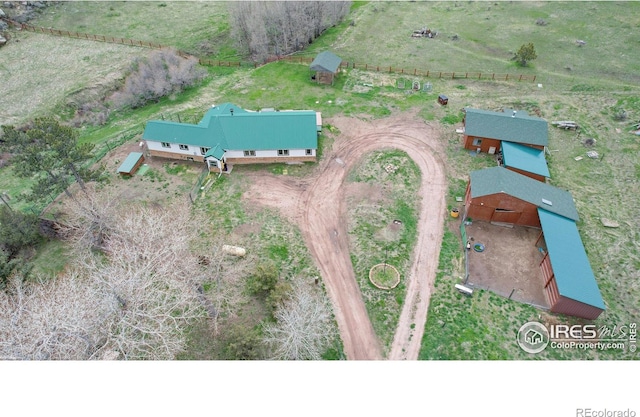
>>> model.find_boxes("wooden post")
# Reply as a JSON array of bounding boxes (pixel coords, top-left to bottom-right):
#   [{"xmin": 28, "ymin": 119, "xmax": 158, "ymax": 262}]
[{"xmin": 519, "ymin": 74, "xmax": 523, "ymax": 81}]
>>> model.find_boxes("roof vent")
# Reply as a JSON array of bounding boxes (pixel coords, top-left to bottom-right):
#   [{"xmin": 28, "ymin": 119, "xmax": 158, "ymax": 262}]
[
  {"xmin": 542, "ymin": 198, "xmax": 553, "ymax": 206},
  {"xmin": 512, "ymin": 110, "xmax": 517, "ymax": 118}
]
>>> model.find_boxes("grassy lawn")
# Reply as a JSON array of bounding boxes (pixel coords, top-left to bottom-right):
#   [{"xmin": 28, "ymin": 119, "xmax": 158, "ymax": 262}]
[{"xmin": 1, "ymin": 1, "xmax": 639, "ymax": 360}]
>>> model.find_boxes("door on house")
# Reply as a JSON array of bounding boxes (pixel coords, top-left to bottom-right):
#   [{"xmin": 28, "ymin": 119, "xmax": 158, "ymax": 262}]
[{"xmin": 491, "ymin": 208, "xmax": 521, "ymax": 224}]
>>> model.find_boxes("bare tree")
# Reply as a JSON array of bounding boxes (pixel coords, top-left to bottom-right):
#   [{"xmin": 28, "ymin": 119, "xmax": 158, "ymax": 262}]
[
  {"xmin": 229, "ymin": 1, "xmax": 351, "ymax": 62},
  {"xmin": 263, "ymin": 279, "xmax": 337, "ymax": 360},
  {"xmin": 0, "ymin": 197, "xmax": 218, "ymax": 360}
]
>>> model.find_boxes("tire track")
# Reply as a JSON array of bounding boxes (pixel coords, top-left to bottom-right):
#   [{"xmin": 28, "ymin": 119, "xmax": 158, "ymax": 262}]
[{"xmin": 243, "ymin": 113, "xmax": 446, "ymax": 360}]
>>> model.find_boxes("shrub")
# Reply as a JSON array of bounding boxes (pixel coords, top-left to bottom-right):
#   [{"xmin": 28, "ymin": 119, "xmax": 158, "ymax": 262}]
[{"xmin": 110, "ymin": 49, "xmax": 206, "ymax": 109}]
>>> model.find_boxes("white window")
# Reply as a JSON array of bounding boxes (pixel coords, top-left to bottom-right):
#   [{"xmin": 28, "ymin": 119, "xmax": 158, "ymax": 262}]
[
  {"xmin": 472, "ymin": 138, "xmax": 482, "ymax": 146},
  {"xmin": 200, "ymin": 147, "xmax": 211, "ymax": 155},
  {"xmin": 161, "ymin": 142, "xmax": 171, "ymax": 148},
  {"xmin": 179, "ymin": 144, "xmax": 189, "ymax": 151},
  {"xmin": 243, "ymin": 150, "xmax": 256, "ymax": 157},
  {"xmin": 305, "ymin": 149, "xmax": 313, "ymax": 156},
  {"xmin": 277, "ymin": 149, "xmax": 289, "ymax": 156}
]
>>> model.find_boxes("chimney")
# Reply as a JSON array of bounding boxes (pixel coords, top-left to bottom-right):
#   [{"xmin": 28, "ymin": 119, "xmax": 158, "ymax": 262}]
[
  {"xmin": 512, "ymin": 110, "xmax": 517, "ymax": 118},
  {"xmin": 230, "ymin": 108, "xmax": 234, "ymax": 116}
]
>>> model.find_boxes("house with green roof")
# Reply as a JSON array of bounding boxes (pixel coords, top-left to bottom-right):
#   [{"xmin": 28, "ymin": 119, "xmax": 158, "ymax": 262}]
[
  {"xmin": 464, "ymin": 166, "xmax": 576, "ymax": 227},
  {"xmin": 462, "ymin": 107, "xmax": 548, "ymax": 154},
  {"xmin": 142, "ymin": 103, "xmax": 322, "ymax": 172},
  {"xmin": 464, "ymin": 166, "xmax": 604, "ymax": 320},
  {"xmin": 500, "ymin": 141, "xmax": 550, "ymax": 182},
  {"xmin": 310, "ymin": 51, "xmax": 342, "ymax": 85}
]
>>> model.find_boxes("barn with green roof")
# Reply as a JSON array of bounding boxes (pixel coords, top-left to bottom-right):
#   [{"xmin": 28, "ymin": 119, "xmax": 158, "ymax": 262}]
[
  {"xmin": 142, "ymin": 103, "xmax": 322, "ymax": 172},
  {"xmin": 462, "ymin": 107, "xmax": 548, "ymax": 154},
  {"xmin": 464, "ymin": 166, "xmax": 604, "ymax": 319}
]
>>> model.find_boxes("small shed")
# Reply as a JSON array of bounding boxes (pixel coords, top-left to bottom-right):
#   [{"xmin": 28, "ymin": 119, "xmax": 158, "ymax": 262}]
[
  {"xmin": 310, "ymin": 51, "xmax": 342, "ymax": 85},
  {"xmin": 118, "ymin": 152, "xmax": 145, "ymax": 177},
  {"xmin": 438, "ymin": 94, "xmax": 448, "ymax": 105}
]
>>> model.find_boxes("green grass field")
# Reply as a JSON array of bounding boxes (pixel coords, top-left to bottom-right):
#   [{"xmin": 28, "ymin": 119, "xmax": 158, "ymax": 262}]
[{"xmin": 1, "ymin": 1, "xmax": 638, "ymax": 360}]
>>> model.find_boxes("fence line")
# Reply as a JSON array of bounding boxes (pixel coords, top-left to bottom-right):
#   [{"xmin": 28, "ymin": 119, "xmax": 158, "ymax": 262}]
[{"xmin": 3, "ymin": 17, "xmax": 536, "ymax": 83}]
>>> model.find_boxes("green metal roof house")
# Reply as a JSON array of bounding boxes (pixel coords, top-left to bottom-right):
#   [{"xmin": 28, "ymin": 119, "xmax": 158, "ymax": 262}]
[
  {"xmin": 537, "ymin": 208, "xmax": 605, "ymax": 319},
  {"xmin": 501, "ymin": 141, "xmax": 550, "ymax": 182},
  {"xmin": 310, "ymin": 51, "xmax": 342, "ymax": 85},
  {"xmin": 142, "ymin": 103, "xmax": 321, "ymax": 172},
  {"xmin": 463, "ymin": 108, "xmax": 548, "ymax": 153}
]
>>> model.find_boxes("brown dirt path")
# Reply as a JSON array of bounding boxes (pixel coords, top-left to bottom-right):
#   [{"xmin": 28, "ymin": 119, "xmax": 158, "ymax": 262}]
[{"xmin": 243, "ymin": 111, "xmax": 446, "ymax": 360}]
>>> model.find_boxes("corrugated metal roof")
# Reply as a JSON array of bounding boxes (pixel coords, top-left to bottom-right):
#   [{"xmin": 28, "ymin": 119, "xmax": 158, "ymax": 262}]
[
  {"xmin": 310, "ymin": 51, "xmax": 342, "ymax": 73},
  {"xmin": 501, "ymin": 141, "xmax": 550, "ymax": 178},
  {"xmin": 464, "ymin": 107, "xmax": 548, "ymax": 146},
  {"xmin": 142, "ymin": 103, "xmax": 319, "ymax": 155},
  {"xmin": 538, "ymin": 208, "xmax": 605, "ymax": 310},
  {"xmin": 117, "ymin": 152, "xmax": 144, "ymax": 173},
  {"xmin": 469, "ymin": 167, "xmax": 578, "ymax": 221}
]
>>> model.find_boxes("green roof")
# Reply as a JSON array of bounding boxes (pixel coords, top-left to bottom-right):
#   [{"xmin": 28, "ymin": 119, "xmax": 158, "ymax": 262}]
[
  {"xmin": 204, "ymin": 144, "xmax": 224, "ymax": 160},
  {"xmin": 538, "ymin": 208, "xmax": 605, "ymax": 310},
  {"xmin": 464, "ymin": 108, "xmax": 548, "ymax": 146},
  {"xmin": 117, "ymin": 152, "xmax": 144, "ymax": 174},
  {"xmin": 142, "ymin": 103, "xmax": 319, "ymax": 156},
  {"xmin": 310, "ymin": 51, "xmax": 342, "ymax": 73},
  {"xmin": 469, "ymin": 167, "xmax": 578, "ymax": 221},
  {"xmin": 501, "ymin": 141, "xmax": 550, "ymax": 178}
]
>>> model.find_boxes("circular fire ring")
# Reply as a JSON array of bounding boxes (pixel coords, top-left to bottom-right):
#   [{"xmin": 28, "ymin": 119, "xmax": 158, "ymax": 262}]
[
  {"xmin": 369, "ymin": 263, "xmax": 400, "ymax": 290},
  {"xmin": 473, "ymin": 243, "xmax": 485, "ymax": 253}
]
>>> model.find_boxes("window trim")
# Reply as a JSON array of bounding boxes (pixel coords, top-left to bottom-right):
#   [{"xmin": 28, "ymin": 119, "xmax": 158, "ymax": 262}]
[
  {"xmin": 305, "ymin": 149, "xmax": 313, "ymax": 156},
  {"xmin": 161, "ymin": 142, "xmax": 171, "ymax": 148},
  {"xmin": 243, "ymin": 150, "xmax": 256, "ymax": 157},
  {"xmin": 472, "ymin": 138, "xmax": 482, "ymax": 146},
  {"xmin": 277, "ymin": 149, "xmax": 289, "ymax": 156},
  {"xmin": 200, "ymin": 147, "xmax": 211, "ymax": 155},
  {"xmin": 179, "ymin": 144, "xmax": 189, "ymax": 151}
]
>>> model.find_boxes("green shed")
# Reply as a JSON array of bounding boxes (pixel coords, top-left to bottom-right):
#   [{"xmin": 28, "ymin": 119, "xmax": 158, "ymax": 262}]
[
  {"xmin": 118, "ymin": 152, "xmax": 145, "ymax": 177},
  {"xmin": 310, "ymin": 51, "xmax": 342, "ymax": 85}
]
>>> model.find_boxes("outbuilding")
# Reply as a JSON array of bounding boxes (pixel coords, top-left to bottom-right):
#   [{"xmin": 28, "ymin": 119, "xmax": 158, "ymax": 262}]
[
  {"xmin": 500, "ymin": 141, "xmax": 550, "ymax": 182},
  {"xmin": 309, "ymin": 51, "xmax": 342, "ymax": 85},
  {"xmin": 462, "ymin": 108, "xmax": 548, "ymax": 154},
  {"xmin": 536, "ymin": 209, "xmax": 605, "ymax": 320},
  {"xmin": 117, "ymin": 152, "xmax": 145, "ymax": 177},
  {"xmin": 464, "ymin": 166, "xmax": 577, "ymax": 227}
]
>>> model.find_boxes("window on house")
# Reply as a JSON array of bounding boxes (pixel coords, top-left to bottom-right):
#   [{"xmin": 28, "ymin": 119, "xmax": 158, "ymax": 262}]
[
  {"xmin": 200, "ymin": 147, "xmax": 210, "ymax": 155},
  {"xmin": 161, "ymin": 142, "xmax": 171, "ymax": 148},
  {"xmin": 277, "ymin": 149, "xmax": 289, "ymax": 156},
  {"xmin": 305, "ymin": 149, "xmax": 313, "ymax": 156},
  {"xmin": 179, "ymin": 144, "xmax": 189, "ymax": 151},
  {"xmin": 243, "ymin": 150, "xmax": 256, "ymax": 157},
  {"xmin": 472, "ymin": 138, "xmax": 482, "ymax": 146}
]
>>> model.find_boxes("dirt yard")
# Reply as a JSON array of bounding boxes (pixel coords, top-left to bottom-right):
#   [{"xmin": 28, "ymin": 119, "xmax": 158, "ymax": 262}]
[
  {"xmin": 464, "ymin": 221, "xmax": 550, "ymax": 309},
  {"xmin": 242, "ymin": 110, "xmax": 447, "ymax": 360}
]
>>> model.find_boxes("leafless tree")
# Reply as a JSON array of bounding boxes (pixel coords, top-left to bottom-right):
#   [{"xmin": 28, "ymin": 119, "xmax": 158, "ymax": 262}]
[
  {"xmin": 229, "ymin": 1, "xmax": 351, "ymax": 62},
  {"xmin": 0, "ymin": 198, "xmax": 218, "ymax": 360},
  {"xmin": 263, "ymin": 279, "xmax": 337, "ymax": 360},
  {"xmin": 110, "ymin": 48, "xmax": 206, "ymax": 109}
]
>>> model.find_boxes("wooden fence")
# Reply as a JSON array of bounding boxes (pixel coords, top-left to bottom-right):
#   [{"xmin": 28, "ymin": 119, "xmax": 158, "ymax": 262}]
[{"xmin": 3, "ymin": 17, "xmax": 536, "ymax": 82}]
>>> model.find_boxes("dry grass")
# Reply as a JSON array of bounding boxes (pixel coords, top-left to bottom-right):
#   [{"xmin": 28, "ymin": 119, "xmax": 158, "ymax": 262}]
[{"xmin": 0, "ymin": 31, "xmax": 147, "ymax": 126}]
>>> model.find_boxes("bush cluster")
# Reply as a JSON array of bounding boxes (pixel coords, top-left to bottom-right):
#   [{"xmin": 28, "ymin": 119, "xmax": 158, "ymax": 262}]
[{"xmin": 110, "ymin": 49, "xmax": 207, "ymax": 109}]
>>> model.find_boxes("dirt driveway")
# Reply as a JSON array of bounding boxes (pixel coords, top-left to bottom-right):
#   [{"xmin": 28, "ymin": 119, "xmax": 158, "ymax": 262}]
[{"xmin": 243, "ymin": 111, "xmax": 446, "ymax": 360}]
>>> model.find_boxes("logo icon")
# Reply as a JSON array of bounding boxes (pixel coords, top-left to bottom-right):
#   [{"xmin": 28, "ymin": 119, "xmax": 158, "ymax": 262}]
[{"xmin": 517, "ymin": 322, "xmax": 549, "ymax": 353}]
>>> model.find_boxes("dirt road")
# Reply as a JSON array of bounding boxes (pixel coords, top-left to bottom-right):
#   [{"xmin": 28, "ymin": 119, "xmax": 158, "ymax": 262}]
[{"xmin": 243, "ymin": 111, "xmax": 446, "ymax": 360}]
